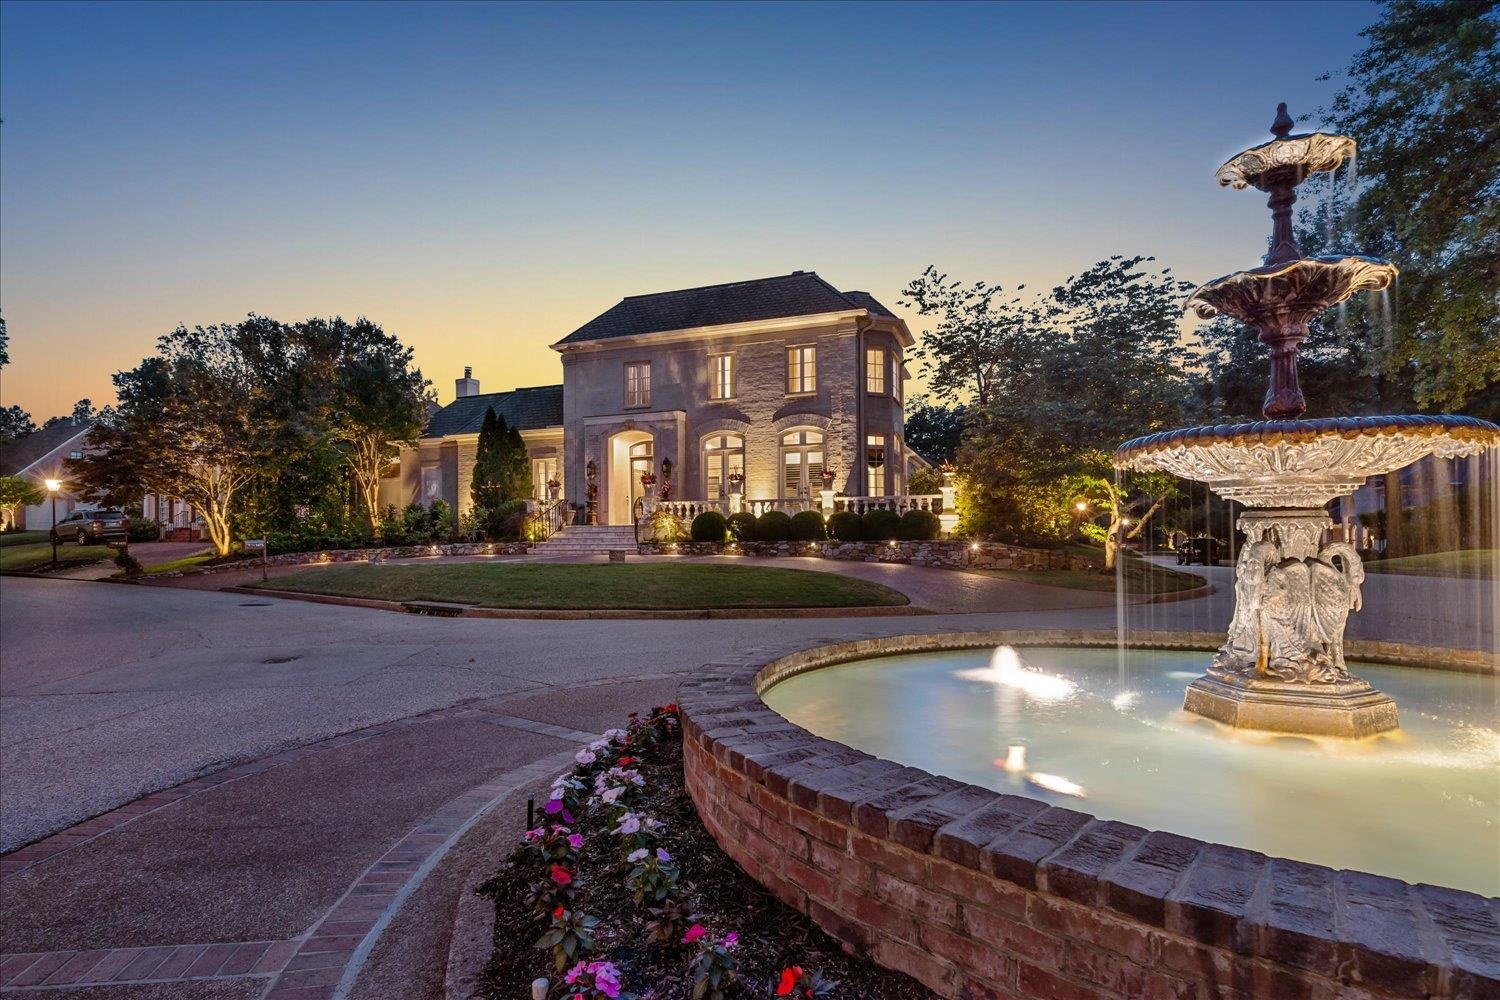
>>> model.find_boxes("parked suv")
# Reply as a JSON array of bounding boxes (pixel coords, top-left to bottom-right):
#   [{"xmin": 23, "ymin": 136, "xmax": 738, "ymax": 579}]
[
  {"xmin": 1176, "ymin": 536, "xmax": 1225, "ymax": 566},
  {"xmin": 51, "ymin": 509, "xmax": 131, "ymax": 545}
]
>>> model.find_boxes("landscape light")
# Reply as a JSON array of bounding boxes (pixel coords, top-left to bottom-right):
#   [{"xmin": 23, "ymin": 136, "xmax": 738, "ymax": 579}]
[
  {"xmin": 44, "ymin": 479, "xmax": 61, "ymax": 492},
  {"xmin": 1075, "ymin": 500, "xmax": 1088, "ymax": 513}
]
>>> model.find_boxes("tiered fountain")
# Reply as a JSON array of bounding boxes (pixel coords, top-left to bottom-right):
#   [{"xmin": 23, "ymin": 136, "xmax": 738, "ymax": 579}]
[{"xmin": 1114, "ymin": 104, "xmax": 1499, "ymax": 738}]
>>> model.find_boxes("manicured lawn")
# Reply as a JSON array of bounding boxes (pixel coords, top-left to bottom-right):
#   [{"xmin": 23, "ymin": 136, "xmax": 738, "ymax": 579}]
[
  {"xmin": 976, "ymin": 551, "xmax": 1205, "ymax": 595},
  {"xmin": 140, "ymin": 552, "xmax": 220, "ymax": 575},
  {"xmin": 1362, "ymin": 549, "xmax": 1496, "ymax": 580},
  {"xmin": 260, "ymin": 562, "xmax": 910, "ymax": 609},
  {"xmin": 0, "ymin": 531, "xmax": 50, "ymax": 549},
  {"xmin": 0, "ymin": 541, "xmax": 114, "ymax": 573}
]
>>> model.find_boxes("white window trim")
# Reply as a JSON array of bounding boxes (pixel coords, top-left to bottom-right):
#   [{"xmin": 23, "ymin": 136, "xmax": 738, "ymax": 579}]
[
  {"xmin": 786, "ymin": 344, "xmax": 817, "ymax": 396},
  {"xmin": 709, "ymin": 352, "xmax": 736, "ymax": 401},
  {"xmin": 624, "ymin": 360, "xmax": 652, "ymax": 408}
]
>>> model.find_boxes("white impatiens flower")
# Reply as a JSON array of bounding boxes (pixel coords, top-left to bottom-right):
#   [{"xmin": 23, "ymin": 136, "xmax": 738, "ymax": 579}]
[
  {"xmin": 628, "ymin": 848, "xmax": 649, "ymax": 863},
  {"xmin": 603, "ymin": 728, "xmax": 627, "ymax": 742},
  {"xmin": 575, "ymin": 749, "xmax": 597, "ymax": 766},
  {"xmin": 614, "ymin": 813, "xmax": 642, "ymax": 835},
  {"xmin": 588, "ymin": 739, "xmax": 610, "ymax": 753},
  {"xmin": 656, "ymin": 847, "xmax": 671, "ymax": 862},
  {"xmin": 600, "ymin": 786, "xmax": 625, "ymax": 804}
]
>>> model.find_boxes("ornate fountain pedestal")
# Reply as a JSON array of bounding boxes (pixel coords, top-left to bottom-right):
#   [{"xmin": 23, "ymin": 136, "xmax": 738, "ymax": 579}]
[
  {"xmin": 1184, "ymin": 508, "xmax": 1396, "ymax": 737},
  {"xmin": 1117, "ymin": 416, "xmax": 1497, "ymax": 739}
]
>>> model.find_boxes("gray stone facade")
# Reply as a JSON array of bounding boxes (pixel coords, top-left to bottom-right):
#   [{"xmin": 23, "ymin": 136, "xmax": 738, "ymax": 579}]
[{"xmin": 400, "ymin": 273, "xmax": 917, "ymax": 527}]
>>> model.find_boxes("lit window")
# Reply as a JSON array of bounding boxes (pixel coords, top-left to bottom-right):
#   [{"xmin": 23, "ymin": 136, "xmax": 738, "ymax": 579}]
[
  {"xmin": 866, "ymin": 434, "xmax": 886, "ymax": 497},
  {"xmin": 532, "ymin": 458, "xmax": 560, "ymax": 498},
  {"xmin": 780, "ymin": 429, "xmax": 824, "ymax": 498},
  {"xmin": 865, "ymin": 346, "xmax": 886, "ymax": 394},
  {"xmin": 703, "ymin": 433, "xmax": 745, "ymax": 498},
  {"xmin": 786, "ymin": 346, "xmax": 816, "ymax": 394},
  {"xmin": 710, "ymin": 354, "xmax": 735, "ymax": 400},
  {"xmin": 625, "ymin": 362, "xmax": 651, "ymax": 407}
]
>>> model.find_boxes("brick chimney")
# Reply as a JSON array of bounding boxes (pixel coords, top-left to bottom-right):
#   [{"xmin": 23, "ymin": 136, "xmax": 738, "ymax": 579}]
[{"xmin": 455, "ymin": 366, "xmax": 480, "ymax": 398}]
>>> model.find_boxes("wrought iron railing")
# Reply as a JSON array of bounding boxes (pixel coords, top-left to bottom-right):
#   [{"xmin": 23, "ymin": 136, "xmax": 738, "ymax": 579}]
[{"xmin": 528, "ymin": 497, "xmax": 569, "ymax": 542}]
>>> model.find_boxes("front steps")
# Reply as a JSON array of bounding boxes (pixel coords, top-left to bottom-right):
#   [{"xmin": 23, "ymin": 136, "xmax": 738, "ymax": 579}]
[{"xmin": 529, "ymin": 525, "xmax": 639, "ymax": 557}]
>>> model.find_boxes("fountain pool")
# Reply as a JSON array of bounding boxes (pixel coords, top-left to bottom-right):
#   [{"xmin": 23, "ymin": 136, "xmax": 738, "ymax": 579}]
[{"xmin": 763, "ymin": 644, "xmax": 1498, "ymax": 896}]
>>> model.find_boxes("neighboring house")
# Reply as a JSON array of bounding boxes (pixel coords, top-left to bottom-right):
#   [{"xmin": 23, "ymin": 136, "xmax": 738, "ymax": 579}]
[
  {"xmin": 399, "ymin": 271, "xmax": 920, "ymax": 526},
  {"xmin": 1330, "ymin": 451, "xmax": 1493, "ymax": 554},
  {"xmin": 0, "ymin": 420, "xmax": 96, "ymax": 530}
]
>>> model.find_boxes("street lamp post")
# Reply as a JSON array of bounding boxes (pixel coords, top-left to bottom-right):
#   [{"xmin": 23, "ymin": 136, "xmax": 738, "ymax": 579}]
[{"xmin": 44, "ymin": 479, "xmax": 61, "ymax": 569}]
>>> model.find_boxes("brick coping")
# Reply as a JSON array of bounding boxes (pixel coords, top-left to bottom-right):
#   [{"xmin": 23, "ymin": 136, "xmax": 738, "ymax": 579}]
[{"xmin": 678, "ymin": 628, "xmax": 1498, "ymax": 999}]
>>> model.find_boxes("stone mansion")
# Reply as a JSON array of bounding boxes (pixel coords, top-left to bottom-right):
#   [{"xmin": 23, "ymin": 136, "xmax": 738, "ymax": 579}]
[{"xmin": 390, "ymin": 271, "xmax": 926, "ymax": 526}]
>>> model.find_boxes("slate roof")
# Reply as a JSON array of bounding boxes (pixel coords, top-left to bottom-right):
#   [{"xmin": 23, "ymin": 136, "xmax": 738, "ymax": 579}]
[
  {"xmin": 0, "ymin": 421, "xmax": 95, "ymax": 477},
  {"xmin": 423, "ymin": 385, "xmax": 564, "ymax": 438},
  {"xmin": 554, "ymin": 271, "xmax": 899, "ymax": 346}
]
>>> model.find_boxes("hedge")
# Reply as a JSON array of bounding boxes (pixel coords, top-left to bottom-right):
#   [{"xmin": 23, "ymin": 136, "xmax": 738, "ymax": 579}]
[
  {"xmin": 691, "ymin": 511, "xmax": 730, "ymax": 543},
  {"xmin": 727, "ymin": 512, "xmax": 757, "ymax": 541},
  {"xmin": 827, "ymin": 511, "xmax": 862, "ymax": 542},
  {"xmin": 789, "ymin": 510, "xmax": 827, "ymax": 541},
  {"xmin": 861, "ymin": 508, "xmax": 902, "ymax": 541},
  {"xmin": 898, "ymin": 509, "xmax": 941, "ymax": 541},
  {"xmin": 755, "ymin": 510, "xmax": 793, "ymax": 541}
]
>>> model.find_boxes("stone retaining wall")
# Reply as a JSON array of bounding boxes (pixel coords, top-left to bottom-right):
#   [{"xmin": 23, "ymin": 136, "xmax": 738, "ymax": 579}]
[
  {"xmin": 637, "ymin": 539, "xmax": 1094, "ymax": 572},
  {"xmin": 678, "ymin": 629, "xmax": 1498, "ymax": 1000},
  {"xmin": 147, "ymin": 542, "xmax": 530, "ymax": 578}
]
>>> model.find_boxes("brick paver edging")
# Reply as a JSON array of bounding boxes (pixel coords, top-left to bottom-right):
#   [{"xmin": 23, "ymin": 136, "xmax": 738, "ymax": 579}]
[{"xmin": 677, "ymin": 627, "xmax": 1499, "ymax": 1000}]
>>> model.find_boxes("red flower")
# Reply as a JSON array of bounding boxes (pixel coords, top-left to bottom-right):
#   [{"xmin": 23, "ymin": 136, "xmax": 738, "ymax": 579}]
[
  {"xmin": 681, "ymin": 923, "xmax": 706, "ymax": 945},
  {"xmin": 776, "ymin": 966, "xmax": 804, "ymax": 996},
  {"xmin": 549, "ymin": 864, "xmax": 573, "ymax": 886},
  {"xmin": 553, "ymin": 905, "xmax": 566, "ymax": 919},
  {"xmin": 617, "ymin": 756, "xmax": 637, "ymax": 767}
]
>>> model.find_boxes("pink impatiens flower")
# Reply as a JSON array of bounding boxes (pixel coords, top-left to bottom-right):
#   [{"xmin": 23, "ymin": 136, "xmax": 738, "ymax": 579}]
[
  {"xmin": 567, "ymin": 833, "xmax": 584, "ymax": 849},
  {"xmin": 681, "ymin": 923, "xmax": 706, "ymax": 945}
]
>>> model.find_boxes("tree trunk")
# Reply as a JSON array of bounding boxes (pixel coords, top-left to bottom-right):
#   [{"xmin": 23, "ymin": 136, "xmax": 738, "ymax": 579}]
[
  {"xmin": 1383, "ymin": 470, "xmax": 1404, "ymax": 557},
  {"xmin": 202, "ymin": 502, "xmax": 233, "ymax": 558}
]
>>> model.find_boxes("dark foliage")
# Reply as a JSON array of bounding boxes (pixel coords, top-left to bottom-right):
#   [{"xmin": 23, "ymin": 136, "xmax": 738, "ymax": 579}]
[
  {"xmin": 897, "ymin": 509, "xmax": 941, "ymax": 541},
  {"xmin": 726, "ymin": 512, "xmax": 757, "ymax": 542},
  {"xmin": 788, "ymin": 510, "xmax": 826, "ymax": 541},
  {"xmin": 691, "ymin": 511, "xmax": 730, "ymax": 543},
  {"xmin": 860, "ymin": 509, "xmax": 901, "ymax": 541},
  {"xmin": 826, "ymin": 511, "xmax": 862, "ymax": 542},
  {"xmin": 755, "ymin": 510, "xmax": 792, "ymax": 541}
]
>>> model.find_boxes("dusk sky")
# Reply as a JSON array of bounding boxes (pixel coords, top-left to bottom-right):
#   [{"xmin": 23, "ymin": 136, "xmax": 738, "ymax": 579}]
[{"xmin": 1, "ymin": 0, "xmax": 1377, "ymax": 420}]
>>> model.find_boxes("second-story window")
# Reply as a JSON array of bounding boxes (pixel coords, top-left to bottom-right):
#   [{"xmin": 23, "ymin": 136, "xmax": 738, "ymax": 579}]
[
  {"xmin": 710, "ymin": 353, "xmax": 735, "ymax": 400},
  {"xmin": 787, "ymin": 345, "xmax": 816, "ymax": 394},
  {"xmin": 625, "ymin": 361, "xmax": 651, "ymax": 407},
  {"xmin": 865, "ymin": 346, "xmax": 887, "ymax": 394}
]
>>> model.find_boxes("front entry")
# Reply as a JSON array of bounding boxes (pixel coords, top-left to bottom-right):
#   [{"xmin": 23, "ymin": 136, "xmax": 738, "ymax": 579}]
[{"xmin": 607, "ymin": 429, "xmax": 654, "ymax": 525}]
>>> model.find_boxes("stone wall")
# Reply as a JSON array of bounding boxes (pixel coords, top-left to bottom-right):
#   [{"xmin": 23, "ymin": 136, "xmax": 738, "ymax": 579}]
[
  {"xmin": 146, "ymin": 542, "xmax": 530, "ymax": 578},
  {"xmin": 636, "ymin": 538, "xmax": 1095, "ymax": 572},
  {"xmin": 678, "ymin": 630, "xmax": 1499, "ymax": 1000}
]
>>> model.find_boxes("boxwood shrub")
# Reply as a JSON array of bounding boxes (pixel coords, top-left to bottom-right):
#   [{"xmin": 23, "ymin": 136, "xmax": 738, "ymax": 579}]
[
  {"xmin": 789, "ymin": 510, "xmax": 826, "ymax": 541},
  {"xmin": 861, "ymin": 508, "xmax": 902, "ymax": 541},
  {"xmin": 827, "ymin": 510, "xmax": 862, "ymax": 542},
  {"xmin": 726, "ymin": 512, "xmax": 757, "ymax": 541},
  {"xmin": 899, "ymin": 509, "xmax": 941, "ymax": 541},
  {"xmin": 691, "ymin": 510, "xmax": 730, "ymax": 543},
  {"xmin": 755, "ymin": 510, "xmax": 793, "ymax": 541}
]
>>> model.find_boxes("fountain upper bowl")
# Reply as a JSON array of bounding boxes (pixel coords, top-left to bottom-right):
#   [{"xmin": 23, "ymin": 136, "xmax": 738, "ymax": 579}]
[
  {"xmin": 1186, "ymin": 255, "xmax": 1397, "ymax": 323},
  {"xmin": 1216, "ymin": 132, "xmax": 1356, "ymax": 190},
  {"xmin": 1114, "ymin": 415, "xmax": 1500, "ymax": 507}
]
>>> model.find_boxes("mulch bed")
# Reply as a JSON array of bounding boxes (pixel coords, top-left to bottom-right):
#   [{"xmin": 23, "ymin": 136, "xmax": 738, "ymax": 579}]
[{"xmin": 476, "ymin": 712, "xmax": 934, "ymax": 999}]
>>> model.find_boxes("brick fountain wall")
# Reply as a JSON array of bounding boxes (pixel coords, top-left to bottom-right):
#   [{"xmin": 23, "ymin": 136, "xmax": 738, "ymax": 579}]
[{"xmin": 677, "ymin": 630, "xmax": 1499, "ymax": 1000}]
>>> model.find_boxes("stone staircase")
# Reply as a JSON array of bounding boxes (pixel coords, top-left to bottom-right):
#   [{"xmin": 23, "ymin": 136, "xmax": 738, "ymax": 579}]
[{"xmin": 528, "ymin": 525, "xmax": 639, "ymax": 557}]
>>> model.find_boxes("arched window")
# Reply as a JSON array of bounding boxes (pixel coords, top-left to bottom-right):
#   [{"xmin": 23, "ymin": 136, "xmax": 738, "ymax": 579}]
[
  {"xmin": 702, "ymin": 434, "xmax": 745, "ymax": 499},
  {"xmin": 780, "ymin": 429, "xmax": 824, "ymax": 498}
]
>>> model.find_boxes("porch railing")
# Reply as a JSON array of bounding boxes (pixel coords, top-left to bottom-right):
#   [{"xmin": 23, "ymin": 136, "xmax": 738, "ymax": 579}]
[{"xmin": 644, "ymin": 494, "xmax": 945, "ymax": 522}]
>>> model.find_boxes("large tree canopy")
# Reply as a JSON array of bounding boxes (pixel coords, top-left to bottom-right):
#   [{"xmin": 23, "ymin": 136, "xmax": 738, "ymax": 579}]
[
  {"xmin": 74, "ymin": 325, "xmax": 269, "ymax": 556},
  {"xmin": 1321, "ymin": 0, "xmax": 1498, "ymax": 416}
]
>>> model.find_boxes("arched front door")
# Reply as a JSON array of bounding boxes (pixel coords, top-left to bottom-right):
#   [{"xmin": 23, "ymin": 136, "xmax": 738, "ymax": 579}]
[{"xmin": 607, "ymin": 429, "xmax": 653, "ymax": 525}]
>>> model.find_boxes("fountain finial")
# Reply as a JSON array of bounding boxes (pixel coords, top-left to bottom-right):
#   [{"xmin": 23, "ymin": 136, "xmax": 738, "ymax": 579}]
[{"xmin": 1271, "ymin": 102, "xmax": 1294, "ymax": 139}]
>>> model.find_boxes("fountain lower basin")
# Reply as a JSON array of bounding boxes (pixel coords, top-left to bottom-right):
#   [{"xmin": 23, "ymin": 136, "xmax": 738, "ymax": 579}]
[{"xmin": 763, "ymin": 643, "xmax": 1498, "ymax": 896}]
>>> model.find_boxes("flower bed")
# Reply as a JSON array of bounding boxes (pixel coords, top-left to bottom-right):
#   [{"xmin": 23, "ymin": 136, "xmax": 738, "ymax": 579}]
[
  {"xmin": 477, "ymin": 706, "xmax": 932, "ymax": 999},
  {"xmin": 145, "ymin": 541, "xmax": 530, "ymax": 578}
]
